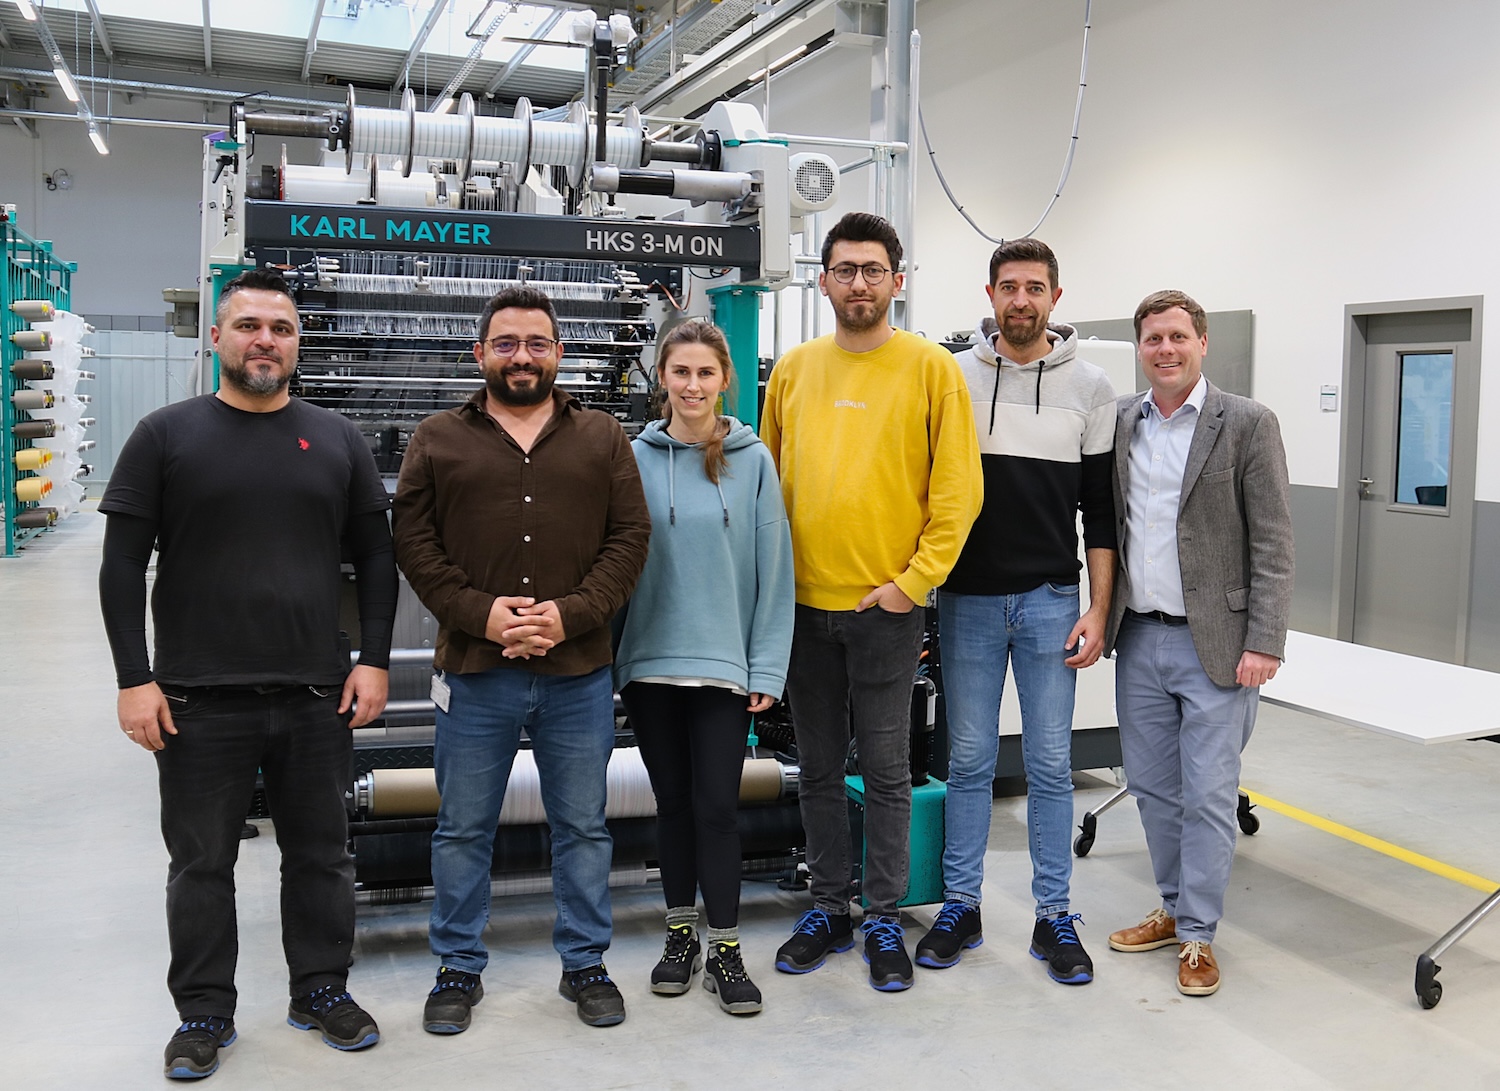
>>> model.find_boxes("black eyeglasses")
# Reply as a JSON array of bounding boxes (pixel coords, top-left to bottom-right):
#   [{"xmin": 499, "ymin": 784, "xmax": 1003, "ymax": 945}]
[
  {"xmin": 828, "ymin": 263, "xmax": 892, "ymax": 285},
  {"xmin": 484, "ymin": 336, "xmax": 557, "ymax": 357}
]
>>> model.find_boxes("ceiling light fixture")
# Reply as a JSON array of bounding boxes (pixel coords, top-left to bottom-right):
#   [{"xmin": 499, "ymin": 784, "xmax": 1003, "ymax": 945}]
[
  {"xmin": 52, "ymin": 62, "xmax": 81, "ymax": 103},
  {"xmin": 770, "ymin": 46, "xmax": 807, "ymax": 70},
  {"xmin": 88, "ymin": 123, "xmax": 109, "ymax": 156},
  {"xmin": 15, "ymin": 1, "xmax": 38, "ymax": 22}
]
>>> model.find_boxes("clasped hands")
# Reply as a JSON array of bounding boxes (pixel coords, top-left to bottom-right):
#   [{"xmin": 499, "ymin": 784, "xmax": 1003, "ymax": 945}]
[{"xmin": 487, "ymin": 596, "xmax": 566, "ymax": 659}]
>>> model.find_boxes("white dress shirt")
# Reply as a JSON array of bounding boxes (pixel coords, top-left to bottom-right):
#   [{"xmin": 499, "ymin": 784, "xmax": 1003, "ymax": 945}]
[{"xmin": 1124, "ymin": 375, "xmax": 1208, "ymax": 616}]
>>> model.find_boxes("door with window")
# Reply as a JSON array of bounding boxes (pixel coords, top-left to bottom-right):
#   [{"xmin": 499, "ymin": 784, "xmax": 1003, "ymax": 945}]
[{"xmin": 1350, "ymin": 308, "xmax": 1477, "ymax": 662}]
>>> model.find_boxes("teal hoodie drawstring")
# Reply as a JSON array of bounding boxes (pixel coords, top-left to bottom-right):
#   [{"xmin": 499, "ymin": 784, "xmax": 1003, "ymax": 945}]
[
  {"xmin": 665, "ymin": 435, "xmax": 730, "ymax": 526},
  {"xmin": 667, "ymin": 443, "xmax": 676, "ymax": 525}
]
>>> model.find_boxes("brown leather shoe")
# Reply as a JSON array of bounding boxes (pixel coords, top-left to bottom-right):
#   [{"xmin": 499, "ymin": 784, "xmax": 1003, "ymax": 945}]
[
  {"xmin": 1177, "ymin": 941, "xmax": 1220, "ymax": 996},
  {"xmin": 1108, "ymin": 909, "xmax": 1178, "ymax": 952}
]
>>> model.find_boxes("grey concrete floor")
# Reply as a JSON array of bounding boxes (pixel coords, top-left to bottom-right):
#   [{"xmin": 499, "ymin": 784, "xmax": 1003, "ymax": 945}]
[{"xmin": 5, "ymin": 509, "xmax": 1500, "ymax": 1089}]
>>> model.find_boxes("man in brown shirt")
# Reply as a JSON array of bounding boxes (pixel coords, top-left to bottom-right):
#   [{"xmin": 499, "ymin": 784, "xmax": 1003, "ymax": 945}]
[{"xmin": 393, "ymin": 284, "xmax": 650, "ymax": 1033}]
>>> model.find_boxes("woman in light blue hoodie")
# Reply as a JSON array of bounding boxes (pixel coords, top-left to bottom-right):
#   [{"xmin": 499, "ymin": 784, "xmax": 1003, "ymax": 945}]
[{"xmin": 615, "ymin": 321, "xmax": 794, "ymax": 1016}]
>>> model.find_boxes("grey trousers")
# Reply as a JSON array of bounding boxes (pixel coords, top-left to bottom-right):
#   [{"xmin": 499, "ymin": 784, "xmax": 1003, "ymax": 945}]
[
  {"xmin": 786, "ymin": 604, "xmax": 926, "ymax": 918},
  {"xmin": 1114, "ymin": 614, "xmax": 1260, "ymax": 943}
]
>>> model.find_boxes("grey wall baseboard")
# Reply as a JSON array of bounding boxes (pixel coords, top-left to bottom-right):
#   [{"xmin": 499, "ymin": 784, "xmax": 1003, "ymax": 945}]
[
  {"xmin": 1292, "ymin": 485, "xmax": 1500, "ymax": 671},
  {"xmin": 84, "ymin": 314, "xmax": 168, "ymax": 332},
  {"xmin": 1466, "ymin": 502, "xmax": 1500, "ymax": 672},
  {"xmin": 1290, "ymin": 484, "xmax": 1338, "ymax": 636}
]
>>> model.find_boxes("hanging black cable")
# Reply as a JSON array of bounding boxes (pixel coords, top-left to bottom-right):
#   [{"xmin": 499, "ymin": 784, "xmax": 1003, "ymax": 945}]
[{"xmin": 920, "ymin": 0, "xmax": 1092, "ymax": 243}]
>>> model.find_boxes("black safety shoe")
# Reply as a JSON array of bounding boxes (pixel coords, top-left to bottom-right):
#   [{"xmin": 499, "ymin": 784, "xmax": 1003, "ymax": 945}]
[
  {"xmin": 559, "ymin": 964, "xmax": 626, "ymax": 1026},
  {"xmin": 861, "ymin": 916, "xmax": 914, "ymax": 992},
  {"xmin": 423, "ymin": 966, "xmax": 484, "ymax": 1034},
  {"xmin": 774, "ymin": 909, "xmax": 854, "ymax": 973},
  {"xmin": 287, "ymin": 985, "xmax": 381, "ymax": 1049},
  {"xmin": 1030, "ymin": 913, "xmax": 1094, "ymax": 984},
  {"xmin": 703, "ymin": 941, "xmax": 763, "ymax": 1015},
  {"xmin": 915, "ymin": 902, "xmax": 984, "ymax": 969},
  {"xmin": 164, "ymin": 1017, "xmax": 236, "ymax": 1080},
  {"xmin": 651, "ymin": 924, "xmax": 703, "ymax": 995}
]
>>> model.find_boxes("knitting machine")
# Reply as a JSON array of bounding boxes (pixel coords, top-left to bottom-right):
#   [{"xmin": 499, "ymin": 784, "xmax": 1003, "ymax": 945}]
[{"xmin": 201, "ymin": 44, "xmax": 842, "ymax": 461}]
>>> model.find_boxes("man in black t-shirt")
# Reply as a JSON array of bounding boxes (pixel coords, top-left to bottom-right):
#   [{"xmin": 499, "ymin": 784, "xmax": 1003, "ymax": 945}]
[{"xmin": 99, "ymin": 269, "xmax": 397, "ymax": 1081}]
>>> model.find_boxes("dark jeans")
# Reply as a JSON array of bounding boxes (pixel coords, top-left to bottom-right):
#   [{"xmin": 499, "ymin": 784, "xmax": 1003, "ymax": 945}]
[
  {"xmin": 621, "ymin": 682, "xmax": 751, "ymax": 930},
  {"xmin": 785, "ymin": 604, "xmax": 926, "ymax": 918},
  {"xmin": 155, "ymin": 684, "xmax": 354, "ymax": 1019}
]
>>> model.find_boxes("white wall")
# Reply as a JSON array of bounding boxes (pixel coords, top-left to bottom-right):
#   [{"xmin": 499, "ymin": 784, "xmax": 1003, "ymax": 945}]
[
  {"xmin": 758, "ymin": 0, "xmax": 1500, "ymax": 496},
  {"xmin": 11, "ymin": 0, "xmax": 1500, "ymax": 495},
  {"xmin": 0, "ymin": 96, "xmax": 214, "ymax": 316}
]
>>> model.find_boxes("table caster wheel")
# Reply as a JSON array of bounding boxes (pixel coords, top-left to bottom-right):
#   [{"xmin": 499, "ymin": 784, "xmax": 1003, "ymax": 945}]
[
  {"xmin": 1416, "ymin": 954, "xmax": 1443, "ymax": 1009},
  {"xmin": 1073, "ymin": 813, "xmax": 1098, "ymax": 857},
  {"xmin": 1237, "ymin": 796, "xmax": 1260, "ymax": 836}
]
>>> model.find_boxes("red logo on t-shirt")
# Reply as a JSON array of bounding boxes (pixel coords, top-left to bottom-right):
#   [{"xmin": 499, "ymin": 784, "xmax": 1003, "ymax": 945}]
[{"xmin": 298, "ymin": 438, "xmax": 310, "ymax": 450}]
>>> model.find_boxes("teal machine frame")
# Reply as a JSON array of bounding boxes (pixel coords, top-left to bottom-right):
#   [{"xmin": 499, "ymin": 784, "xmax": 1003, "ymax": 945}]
[
  {"xmin": 205, "ymin": 260, "xmax": 254, "ymax": 392},
  {"xmin": 2, "ymin": 212, "xmax": 76, "ymax": 557},
  {"xmin": 708, "ymin": 283, "xmax": 767, "ymax": 429}
]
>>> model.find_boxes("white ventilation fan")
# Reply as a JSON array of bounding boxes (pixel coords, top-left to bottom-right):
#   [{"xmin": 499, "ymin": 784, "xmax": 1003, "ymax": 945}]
[{"xmin": 789, "ymin": 153, "xmax": 838, "ymax": 215}]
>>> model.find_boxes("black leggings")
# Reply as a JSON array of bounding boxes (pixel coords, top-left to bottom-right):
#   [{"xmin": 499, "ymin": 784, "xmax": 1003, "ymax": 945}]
[{"xmin": 621, "ymin": 682, "xmax": 750, "ymax": 929}]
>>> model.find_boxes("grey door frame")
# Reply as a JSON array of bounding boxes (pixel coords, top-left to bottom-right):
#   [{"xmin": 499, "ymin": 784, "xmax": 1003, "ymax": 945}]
[{"xmin": 1332, "ymin": 295, "xmax": 1483, "ymax": 660}]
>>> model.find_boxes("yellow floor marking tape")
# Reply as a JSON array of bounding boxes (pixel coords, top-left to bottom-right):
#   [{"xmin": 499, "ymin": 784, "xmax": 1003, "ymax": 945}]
[{"xmin": 1243, "ymin": 789, "xmax": 1500, "ymax": 895}]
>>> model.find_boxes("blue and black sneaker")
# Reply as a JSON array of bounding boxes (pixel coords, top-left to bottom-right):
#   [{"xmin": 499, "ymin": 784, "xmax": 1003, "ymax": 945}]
[
  {"xmin": 861, "ymin": 916, "xmax": 914, "ymax": 992},
  {"xmin": 163, "ymin": 1016, "xmax": 236, "ymax": 1080},
  {"xmin": 287, "ymin": 985, "xmax": 380, "ymax": 1050},
  {"xmin": 559, "ymin": 964, "xmax": 627, "ymax": 1026},
  {"xmin": 424, "ymin": 966, "xmax": 484, "ymax": 1034},
  {"xmin": 774, "ymin": 909, "xmax": 854, "ymax": 973},
  {"xmin": 1030, "ymin": 913, "xmax": 1094, "ymax": 984},
  {"xmin": 915, "ymin": 901, "xmax": 984, "ymax": 969}
]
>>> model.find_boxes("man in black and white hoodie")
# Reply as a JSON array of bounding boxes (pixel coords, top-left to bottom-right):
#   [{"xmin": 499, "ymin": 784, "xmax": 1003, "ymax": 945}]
[{"xmin": 916, "ymin": 239, "xmax": 1118, "ymax": 986}]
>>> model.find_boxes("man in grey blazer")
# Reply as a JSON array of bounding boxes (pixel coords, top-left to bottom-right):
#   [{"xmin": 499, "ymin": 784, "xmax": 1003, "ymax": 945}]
[{"xmin": 1101, "ymin": 290, "xmax": 1293, "ymax": 997}]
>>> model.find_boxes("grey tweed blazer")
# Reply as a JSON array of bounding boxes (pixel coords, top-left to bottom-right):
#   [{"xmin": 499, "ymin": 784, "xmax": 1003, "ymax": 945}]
[{"xmin": 1103, "ymin": 381, "xmax": 1294, "ymax": 687}]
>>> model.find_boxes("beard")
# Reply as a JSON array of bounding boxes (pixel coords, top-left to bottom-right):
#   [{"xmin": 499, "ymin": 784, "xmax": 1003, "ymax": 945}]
[
  {"xmin": 221, "ymin": 353, "xmax": 291, "ymax": 397},
  {"xmin": 1000, "ymin": 311, "xmax": 1048, "ymax": 351},
  {"xmin": 833, "ymin": 294, "xmax": 887, "ymax": 333},
  {"xmin": 486, "ymin": 362, "xmax": 555, "ymax": 407}
]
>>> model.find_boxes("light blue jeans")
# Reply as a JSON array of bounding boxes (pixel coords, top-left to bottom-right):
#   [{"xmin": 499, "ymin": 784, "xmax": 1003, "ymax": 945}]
[
  {"xmin": 938, "ymin": 585, "xmax": 1081, "ymax": 918},
  {"xmin": 429, "ymin": 665, "xmax": 616, "ymax": 974},
  {"xmin": 1114, "ymin": 613, "xmax": 1259, "ymax": 943}
]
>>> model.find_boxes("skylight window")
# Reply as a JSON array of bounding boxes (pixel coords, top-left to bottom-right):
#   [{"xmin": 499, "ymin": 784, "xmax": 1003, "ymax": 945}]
[{"xmin": 53, "ymin": 0, "xmax": 582, "ymax": 74}]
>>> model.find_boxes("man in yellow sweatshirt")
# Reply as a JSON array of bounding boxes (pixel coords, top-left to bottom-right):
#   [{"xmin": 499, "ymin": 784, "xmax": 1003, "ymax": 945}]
[{"xmin": 761, "ymin": 212, "xmax": 982, "ymax": 992}]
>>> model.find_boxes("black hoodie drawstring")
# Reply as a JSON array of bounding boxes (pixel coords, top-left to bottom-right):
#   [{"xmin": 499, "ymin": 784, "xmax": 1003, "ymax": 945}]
[
  {"xmin": 990, "ymin": 357, "xmax": 1048, "ymax": 431},
  {"xmin": 988, "ymin": 360, "xmax": 1002, "ymax": 434}
]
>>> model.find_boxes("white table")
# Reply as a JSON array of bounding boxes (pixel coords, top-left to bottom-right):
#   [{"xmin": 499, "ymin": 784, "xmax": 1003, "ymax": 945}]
[{"xmin": 1263, "ymin": 630, "xmax": 1500, "ymax": 745}]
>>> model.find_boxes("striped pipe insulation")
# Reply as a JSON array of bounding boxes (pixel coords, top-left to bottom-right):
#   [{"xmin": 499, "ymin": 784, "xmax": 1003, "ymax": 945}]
[{"xmin": 354, "ymin": 754, "xmax": 795, "ymax": 819}]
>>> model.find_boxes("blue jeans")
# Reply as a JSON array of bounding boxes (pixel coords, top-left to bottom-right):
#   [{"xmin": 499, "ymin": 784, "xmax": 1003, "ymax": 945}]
[
  {"xmin": 430, "ymin": 665, "xmax": 615, "ymax": 974},
  {"xmin": 938, "ymin": 585, "xmax": 1080, "ymax": 917}
]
